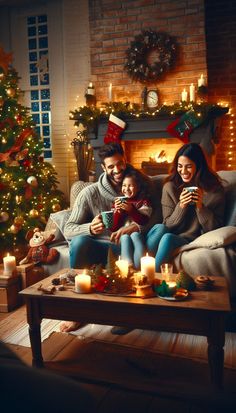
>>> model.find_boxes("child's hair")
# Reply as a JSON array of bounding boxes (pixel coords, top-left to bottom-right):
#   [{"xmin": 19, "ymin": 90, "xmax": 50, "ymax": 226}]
[
  {"xmin": 166, "ymin": 142, "xmax": 223, "ymax": 191},
  {"xmin": 122, "ymin": 168, "xmax": 152, "ymax": 201}
]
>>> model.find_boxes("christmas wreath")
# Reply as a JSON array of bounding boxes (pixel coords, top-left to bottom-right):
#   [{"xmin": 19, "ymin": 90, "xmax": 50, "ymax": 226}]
[{"xmin": 124, "ymin": 29, "xmax": 177, "ymax": 83}]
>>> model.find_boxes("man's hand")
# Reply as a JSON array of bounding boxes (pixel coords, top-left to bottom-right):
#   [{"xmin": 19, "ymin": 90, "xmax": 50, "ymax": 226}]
[
  {"xmin": 90, "ymin": 214, "xmax": 105, "ymax": 235},
  {"xmin": 110, "ymin": 222, "xmax": 139, "ymax": 244}
]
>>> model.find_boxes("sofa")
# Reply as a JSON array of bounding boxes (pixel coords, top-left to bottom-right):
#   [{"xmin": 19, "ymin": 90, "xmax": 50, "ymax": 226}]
[{"xmin": 44, "ymin": 171, "xmax": 236, "ymax": 298}]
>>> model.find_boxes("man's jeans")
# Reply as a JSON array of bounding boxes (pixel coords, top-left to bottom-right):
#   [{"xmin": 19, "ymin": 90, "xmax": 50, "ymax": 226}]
[{"xmin": 69, "ymin": 235, "xmax": 121, "ymax": 268}]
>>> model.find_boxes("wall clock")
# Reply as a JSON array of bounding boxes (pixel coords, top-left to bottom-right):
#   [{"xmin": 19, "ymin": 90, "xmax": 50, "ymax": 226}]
[{"xmin": 146, "ymin": 89, "xmax": 159, "ymax": 110}]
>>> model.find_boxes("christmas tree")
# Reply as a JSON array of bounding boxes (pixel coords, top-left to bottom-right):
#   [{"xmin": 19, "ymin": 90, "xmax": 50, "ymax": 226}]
[{"xmin": 0, "ymin": 47, "xmax": 67, "ymax": 254}]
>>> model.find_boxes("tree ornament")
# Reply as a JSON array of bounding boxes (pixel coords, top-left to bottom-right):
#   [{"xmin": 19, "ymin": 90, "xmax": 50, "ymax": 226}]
[
  {"xmin": 29, "ymin": 209, "xmax": 39, "ymax": 218},
  {"xmin": 0, "ymin": 211, "xmax": 9, "ymax": 222},
  {"xmin": 10, "ymin": 224, "xmax": 19, "ymax": 234},
  {"xmin": 104, "ymin": 113, "xmax": 126, "ymax": 144},
  {"xmin": 14, "ymin": 216, "xmax": 24, "ymax": 226},
  {"xmin": 15, "ymin": 195, "xmax": 23, "ymax": 204},
  {"xmin": 6, "ymin": 87, "xmax": 16, "ymax": 97},
  {"xmin": 0, "ymin": 97, "xmax": 4, "ymax": 107},
  {"xmin": 27, "ymin": 176, "xmax": 38, "ymax": 187},
  {"xmin": 124, "ymin": 29, "xmax": 177, "ymax": 83},
  {"xmin": 22, "ymin": 159, "xmax": 31, "ymax": 168},
  {"xmin": 52, "ymin": 203, "xmax": 61, "ymax": 212}
]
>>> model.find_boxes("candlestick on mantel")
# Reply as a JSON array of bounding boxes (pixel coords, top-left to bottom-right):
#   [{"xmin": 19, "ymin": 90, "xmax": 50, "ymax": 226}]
[
  {"xmin": 189, "ymin": 83, "xmax": 195, "ymax": 102},
  {"xmin": 198, "ymin": 74, "xmax": 206, "ymax": 87},
  {"xmin": 181, "ymin": 88, "xmax": 188, "ymax": 102},
  {"xmin": 3, "ymin": 253, "xmax": 16, "ymax": 277},
  {"xmin": 140, "ymin": 253, "xmax": 155, "ymax": 284},
  {"xmin": 108, "ymin": 83, "xmax": 112, "ymax": 101},
  {"xmin": 75, "ymin": 271, "xmax": 91, "ymax": 293}
]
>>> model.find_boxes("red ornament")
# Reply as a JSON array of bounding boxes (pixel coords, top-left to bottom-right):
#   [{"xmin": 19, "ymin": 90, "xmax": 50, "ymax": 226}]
[{"xmin": 23, "ymin": 159, "xmax": 31, "ymax": 168}]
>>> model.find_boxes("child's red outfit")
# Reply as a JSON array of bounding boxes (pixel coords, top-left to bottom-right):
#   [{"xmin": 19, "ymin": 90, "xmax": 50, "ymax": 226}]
[{"xmin": 111, "ymin": 198, "xmax": 152, "ymax": 232}]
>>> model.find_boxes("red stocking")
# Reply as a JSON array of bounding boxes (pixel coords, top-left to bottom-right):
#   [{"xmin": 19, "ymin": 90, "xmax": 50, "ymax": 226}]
[{"xmin": 104, "ymin": 114, "xmax": 126, "ymax": 144}]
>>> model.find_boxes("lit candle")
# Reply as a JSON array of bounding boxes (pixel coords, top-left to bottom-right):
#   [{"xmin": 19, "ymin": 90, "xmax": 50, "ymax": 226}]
[
  {"xmin": 133, "ymin": 271, "xmax": 144, "ymax": 285},
  {"xmin": 115, "ymin": 256, "xmax": 129, "ymax": 278},
  {"xmin": 189, "ymin": 83, "xmax": 195, "ymax": 102},
  {"xmin": 181, "ymin": 88, "xmax": 188, "ymax": 102},
  {"xmin": 3, "ymin": 253, "xmax": 16, "ymax": 277},
  {"xmin": 108, "ymin": 83, "xmax": 112, "ymax": 101},
  {"xmin": 87, "ymin": 82, "xmax": 95, "ymax": 95},
  {"xmin": 75, "ymin": 271, "xmax": 91, "ymax": 293},
  {"xmin": 198, "ymin": 74, "xmax": 205, "ymax": 87},
  {"xmin": 140, "ymin": 253, "xmax": 155, "ymax": 284},
  {"xmin": 166, "ymin": 281, "xmax": 177, "ymax": 295}
]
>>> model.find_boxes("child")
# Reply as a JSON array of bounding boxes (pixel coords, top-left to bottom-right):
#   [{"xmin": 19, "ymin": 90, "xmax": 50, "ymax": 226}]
[{"xmin": 111, "ymin": 168, "xmax": 153, "ymax": 268}]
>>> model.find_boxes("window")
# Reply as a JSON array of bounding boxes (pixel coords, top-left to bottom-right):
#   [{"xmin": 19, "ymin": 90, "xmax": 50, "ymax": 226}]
[{"xmin": 27, "ymin": 14, "xmax": 52, "ymax": 159}]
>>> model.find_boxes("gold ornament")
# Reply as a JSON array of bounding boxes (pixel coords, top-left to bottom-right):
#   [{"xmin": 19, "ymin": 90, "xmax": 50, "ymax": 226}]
[
  {"xmin": 10, "ymin": 224, "xmax": 19, "ymax": 234},
  {"xmin": 14, "ymin": 216, "xmax": 24, "ymax": 226},
  {"xmin": 52, "ymin": 203, "xmax": 61, "ymax": 212},
  {"xmin": 0, "ymin": 97, "xmax": 4, "ymax": 106},
  {"xmin": 6, "ymin": 87, "xmax": 15, "ymax": 97},
  {"xmin": 29, "ymin": 209, "xmax": 39, "ymax": 218},
  {"xmin": 0, "ymin": 211, "xmax": 9, "ymax": 222},
  {"xmin": 15, "ymin": 195, "xmax": 23, "ymax": 204},
  {"xmin": 0, "ymin": 167, "xmax": 2, "ymax": 174}
]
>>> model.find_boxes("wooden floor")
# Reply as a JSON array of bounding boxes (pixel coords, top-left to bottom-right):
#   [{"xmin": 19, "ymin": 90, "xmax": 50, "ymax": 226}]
[{"xmin": 1, "ymin": 305, "xmax": 236, "ymax": 412}]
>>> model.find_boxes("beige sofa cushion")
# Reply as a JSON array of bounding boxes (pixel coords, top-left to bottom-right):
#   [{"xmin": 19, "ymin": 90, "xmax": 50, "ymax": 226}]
[{"xmin": 177, "ymin": 226, "xmax": 236, "ymax": 252}]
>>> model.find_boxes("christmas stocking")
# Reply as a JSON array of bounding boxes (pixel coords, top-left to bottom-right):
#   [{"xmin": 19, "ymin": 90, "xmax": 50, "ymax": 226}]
[
  {"xmin": 104, "ymin": 113, "xmax": 126, "ymax": 144},
  {"xmin": 167, "ymin": 110, "xmax": 203, "ymax": 143}
]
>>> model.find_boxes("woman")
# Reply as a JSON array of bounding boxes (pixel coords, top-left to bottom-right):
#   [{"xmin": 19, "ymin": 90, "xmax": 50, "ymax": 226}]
[{"xmin": 145, "ymin": 142, "xmax": 225, "ymax": 271}]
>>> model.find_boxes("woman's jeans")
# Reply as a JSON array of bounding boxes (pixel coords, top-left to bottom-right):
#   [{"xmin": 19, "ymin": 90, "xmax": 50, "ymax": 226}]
[
  {"xmin": 120, "ymin": 224, "xmax": 189, "ymax": 271},
  {"xmin": 146, "ymin": 224, "xmax": 189, "ymax": 271},
  {"xmin": 69, "ymin": 235, "xmax": 121, "ymax": 268}
]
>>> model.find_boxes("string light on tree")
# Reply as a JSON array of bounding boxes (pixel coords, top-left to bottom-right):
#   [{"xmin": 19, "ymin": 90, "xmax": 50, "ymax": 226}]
[{"xmin": 0, "ymin": 46, "xmax": 67, "ymax": 253}]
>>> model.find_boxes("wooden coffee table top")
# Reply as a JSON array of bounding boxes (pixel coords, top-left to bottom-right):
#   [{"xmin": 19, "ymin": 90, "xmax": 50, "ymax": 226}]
[{"xmin": 20, "ymin": 269, "xmax": 231, "ymax": 313}]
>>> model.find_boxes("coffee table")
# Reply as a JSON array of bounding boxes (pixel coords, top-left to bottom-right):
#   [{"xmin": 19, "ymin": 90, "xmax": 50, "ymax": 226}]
[{"xmin": 20, "ymin": 269, "xmax": 231, "ymax": 389}]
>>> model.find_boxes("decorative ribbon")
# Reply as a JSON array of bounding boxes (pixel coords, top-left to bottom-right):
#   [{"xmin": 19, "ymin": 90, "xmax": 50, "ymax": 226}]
[{"xmin": 0, "ymin": 127, "xmax": 33, "ymax": 162}]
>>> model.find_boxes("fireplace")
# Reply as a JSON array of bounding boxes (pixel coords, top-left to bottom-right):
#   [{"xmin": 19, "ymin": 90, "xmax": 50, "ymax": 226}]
[{"xmin": 87, "ymin": 116, "xmax": 222, "ymax": 178}]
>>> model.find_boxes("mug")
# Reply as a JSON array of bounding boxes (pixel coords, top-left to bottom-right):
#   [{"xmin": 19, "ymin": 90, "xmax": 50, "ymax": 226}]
[
  {"xmin": 185, "ymin": 186, "xmax": 198, "ymax": 205},
  {"xmin": 101, "ymin": 210, "xmax": 114, "ymax": 229}
]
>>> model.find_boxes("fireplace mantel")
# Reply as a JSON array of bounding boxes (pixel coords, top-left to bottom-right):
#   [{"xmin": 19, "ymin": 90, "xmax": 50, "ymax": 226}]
[{"xmin": 87, "ymin": 116, "xmax": 222, "ymax": 177}]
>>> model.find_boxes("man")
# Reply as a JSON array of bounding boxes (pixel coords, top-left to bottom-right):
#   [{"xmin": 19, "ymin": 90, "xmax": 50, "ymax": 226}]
[
  {"xmin": 64, "ymin": 142, "xmax": 139, "ymax": 267},
  {"xmin": 61, "ymin": 143, "xmax": 139, "ymax": 333}
]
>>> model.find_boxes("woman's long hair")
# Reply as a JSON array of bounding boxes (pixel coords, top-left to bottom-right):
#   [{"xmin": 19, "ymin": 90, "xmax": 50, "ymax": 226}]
[{"xmin": 166, "ymin": 143, "xmax": 223, "ymax": 191}]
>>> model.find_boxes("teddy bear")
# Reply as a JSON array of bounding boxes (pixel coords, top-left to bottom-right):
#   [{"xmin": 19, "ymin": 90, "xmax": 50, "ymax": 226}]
[{"xmin": 19, "ymin": 228, "xmax": 59, "ymax": 265}]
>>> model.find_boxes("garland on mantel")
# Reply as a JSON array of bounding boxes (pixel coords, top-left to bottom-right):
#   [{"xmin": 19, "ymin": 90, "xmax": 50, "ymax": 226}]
[{"xmin": 70, "ymin": 102, "xmax": 229, "ymax": 134}]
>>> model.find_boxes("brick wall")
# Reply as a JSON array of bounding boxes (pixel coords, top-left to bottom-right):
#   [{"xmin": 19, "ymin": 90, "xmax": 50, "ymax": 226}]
[
  {"xmin": 89, "ymin": 0, "xmax": 207, "ymax": 104},
  {"xmin": 88, "ymin": 0, "xmax": 234, "ymax": 171},
  {"xmin": 205, "ymin": 0, "xmax": 236, "ymax": 171}
]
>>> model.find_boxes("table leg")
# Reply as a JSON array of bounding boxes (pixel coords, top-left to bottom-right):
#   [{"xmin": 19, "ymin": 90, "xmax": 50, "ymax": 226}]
[
  {"xmin": 28, "ymin": 321, "xmax": 44, "ymax": 368},
  {"xmin": 207, "ymin": 317, "xmax": 225, "ymax": 389}
]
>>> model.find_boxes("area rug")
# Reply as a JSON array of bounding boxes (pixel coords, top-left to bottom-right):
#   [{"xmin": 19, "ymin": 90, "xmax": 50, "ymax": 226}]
[{"xmin": 1, "ymin": 318, "xmax": 236, "ymax": 369}]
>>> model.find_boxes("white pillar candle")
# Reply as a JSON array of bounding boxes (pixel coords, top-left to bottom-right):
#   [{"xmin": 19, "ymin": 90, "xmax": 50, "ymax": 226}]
[
  {"xmin": 108, "ymin": 83, "xmax": 112, "ymax": 101},
  {"xmin": 181, "ymin": 88, "xmax": 187, "ymax": 102},
  {"xmin": 140, "ymin": 253, "xmax": 155, "ymax": 284},
  {"xmin": 75, "ymin": 272, "xmax": 91, "ymax": 293},
  {"xmin": 189, "ymin": 83, "xmax": 195, "ymax": 102},
  {"xmin": 198, "ymin": 74, "xmax": 205, "ymax": 87},
  {"xmin": 3, "ymin": 254, "xmax": 16, "ymax": 276},
  {"xmin": 115, "ymin": 256, "xmax": 129, "ymax": 278}
]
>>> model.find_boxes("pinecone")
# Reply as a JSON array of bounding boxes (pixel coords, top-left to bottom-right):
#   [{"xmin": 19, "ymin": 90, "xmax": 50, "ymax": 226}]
[{"xmin": 176, "ymin": 270, "xmax": 196, "ymax": 291}]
